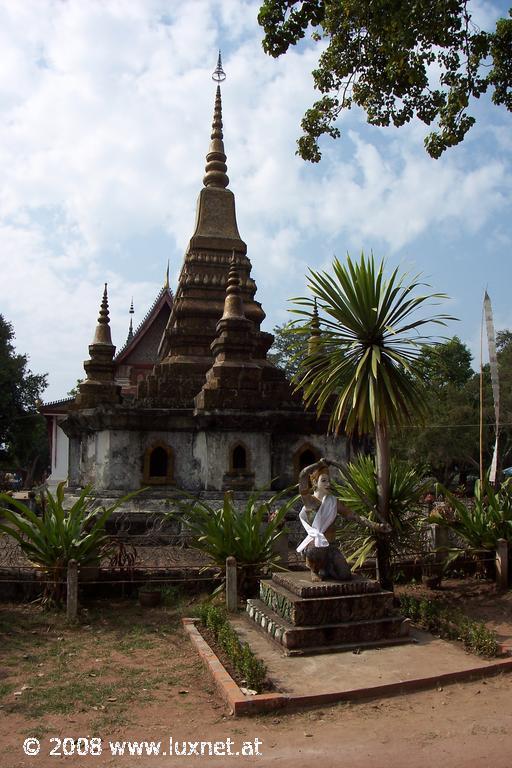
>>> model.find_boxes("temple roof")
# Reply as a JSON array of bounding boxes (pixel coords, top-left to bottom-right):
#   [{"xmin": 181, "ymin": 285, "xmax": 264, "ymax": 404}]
[{"xmin": 115, "ymin": 285, "xmax": 173, "ymax": 365}]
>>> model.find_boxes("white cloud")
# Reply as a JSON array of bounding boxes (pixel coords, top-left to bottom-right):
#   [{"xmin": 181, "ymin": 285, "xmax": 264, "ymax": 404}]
[{"xmin": 0, "ymin": 0, "xmax": 510, "ymax": 399}]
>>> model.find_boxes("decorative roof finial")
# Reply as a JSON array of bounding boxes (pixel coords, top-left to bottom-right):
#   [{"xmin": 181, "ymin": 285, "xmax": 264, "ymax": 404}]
[
  {"xmin": 308, "ymin": 298, "xmax": 322, "ymax": 355},
  {"xmin": 203, "ymin": 54, "xmax": 229, "ymax": 189},
  {"xmin": 164, "ymin": 259, "xmax": 170, "ymax": 289},
  {"xmin": 212, "ymin": 51, "xmax": 226, "ymax": 83},
  {"xmin": 221, "ymin": 251, "xmax": 244, "ymax": 319},
  {"xmin": 76, "ymin": 282, "xmax": 120, "ymax": 408},
  {"xmin": 92, "ymin": 283, "xmax": 114, "ymax": 345},
  {"xmin": 126, "ymin": 297, "xmax": 134, "ymax": 343}
]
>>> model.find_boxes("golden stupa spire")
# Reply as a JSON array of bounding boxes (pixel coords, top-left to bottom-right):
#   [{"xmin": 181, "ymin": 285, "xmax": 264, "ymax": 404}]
[
  {"xmin": 203, "ymin": 52, "xmax": 229, "ymax": 189},
  {"xmin": 92, "ymin": 283, "xmax": 114, "ymax": 346},
  {"xmin": 308, "ymin": 298, "xmax": 322, "ymax": 355},
  {"xmin": 221, "ymin": 252, "xmax": 245, "ymax": 319}
]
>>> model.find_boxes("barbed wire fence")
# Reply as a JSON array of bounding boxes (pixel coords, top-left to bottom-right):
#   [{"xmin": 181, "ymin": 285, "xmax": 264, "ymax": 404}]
[{"xmin": 0, "ymin": 498, "xmax": 509, "ymax": 614}]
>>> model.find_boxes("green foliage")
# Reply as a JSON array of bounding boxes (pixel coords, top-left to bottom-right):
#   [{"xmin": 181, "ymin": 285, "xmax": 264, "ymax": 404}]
[
  {"xmin": 198, "ymin": 603, "xmax": 267, "ymax": 691},
  {"xmin": 67, "ymin": 379, "xmax": 83, "ymax": 398},
  {"xmin": 0, "ymin": 482, "xmax": 144, "ymax": 602},
  {"xmin": 392, "ymin": 336, "xmax": 477, "ymax": 484},
  {"xmin": 292, "ymin": 253, "xmax": 451, "ymax": 435},
  {"xmin": 399, "ymin": 593, "xmax": 499, "ymax": 657},
  {"xmin": 267, "ymin": 322, "xmax": 309, "ymax": 379},
  {"xmin": 174, "ymin": 489, "xmax": 296, "ymax": 593},
  {"xmin": 429, "ymin": 477, "xmax": 512, "ymax": 550},
  {"xmin": 0, "ymin": 315, "xmax": 48, "ymax": 483},
  {"xmin": 160, "ymin": 585, "xmax": 183, "ymax": 607},
  {"xmin": 291, "ymin": 252, "xmax": 450, "ymax": 589},
  {"xmin": 334, "ymin": 455, "xmax": 429, "ymax": 569},
  {"xmin": 258, "ymin": 0, "xmax": 512, "ymax": 160},
  {"xmin": 394, "ymin": 330, "xmax": 512, "ymax": 483},
  {"xmin": 416, "ymin": 336, "xmax": 474, "ymax": 390}
]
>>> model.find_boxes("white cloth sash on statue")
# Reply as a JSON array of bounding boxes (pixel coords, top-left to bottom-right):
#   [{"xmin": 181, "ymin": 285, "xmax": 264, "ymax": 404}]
[{"xmin": 296, "ymin": 494, "xmax": 337, "ymax": 554}]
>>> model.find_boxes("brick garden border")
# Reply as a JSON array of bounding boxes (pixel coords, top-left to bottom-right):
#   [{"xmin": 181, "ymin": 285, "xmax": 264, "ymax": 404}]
[{"xmin": 183, "ymin": 617, "xmax": 512, "ymax": 717}]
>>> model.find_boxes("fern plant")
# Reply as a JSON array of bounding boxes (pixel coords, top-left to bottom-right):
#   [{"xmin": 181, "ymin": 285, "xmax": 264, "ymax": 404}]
[
  {"xmin": 429, "ymin": 476, "xmax": 512, "ymax": 550},
  {"xmin": 174, "ymin": 489, "xmax": 297, "ymax": 597},
  {"xmin": 333, "ymin": 454, "xmax": 429, "ymax": 571},
  {"xmin": 0, "ymin": 482, "xmax": 144, "ymax": 603}
]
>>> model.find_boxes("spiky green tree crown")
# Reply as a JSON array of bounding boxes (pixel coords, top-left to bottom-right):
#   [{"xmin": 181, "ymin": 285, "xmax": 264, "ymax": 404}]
[{"xmin": 292, "ymin": 252, "xmax": 453, "ymax": 434}]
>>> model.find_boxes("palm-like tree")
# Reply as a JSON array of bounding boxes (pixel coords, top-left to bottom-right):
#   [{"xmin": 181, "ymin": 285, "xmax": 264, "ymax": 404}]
[{"xmin": 292, "ymin": 252, "xmax": 452, "ymax": 588}]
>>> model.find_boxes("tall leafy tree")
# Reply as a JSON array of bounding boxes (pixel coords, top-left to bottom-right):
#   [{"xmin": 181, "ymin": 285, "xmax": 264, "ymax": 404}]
[
  {"xmin": 0, "ymin": 316, "xmax": 48, "ymax": 486},
  {"xmin": 392, "ymin": 337, "xmax": 477, "ymax": 484},
  {"xmin": 268, "ymin": 322, "xmax": 309, "ymax": 379},
  {"xmin": 292, "ymin": 253, "xmax": 451, "ymax": 588},
  {"xmin": 259, "ymin": 0, "xmax": 512, "ymax": 160},
  {"xmin": 493, "ymin": 329, "xmax": 512, "ymax": 471}
]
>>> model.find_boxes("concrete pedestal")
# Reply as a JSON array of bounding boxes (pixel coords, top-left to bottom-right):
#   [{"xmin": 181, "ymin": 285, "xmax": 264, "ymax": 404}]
[{"xmin": 247, "ymin": 570, "xmax": 410, "ymax": 655}]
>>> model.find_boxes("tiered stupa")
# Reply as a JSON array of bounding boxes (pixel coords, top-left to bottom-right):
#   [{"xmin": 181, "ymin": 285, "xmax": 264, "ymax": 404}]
[{"xmin": 62, "ymin": 60, "xmax": 346, "ymax": 498}]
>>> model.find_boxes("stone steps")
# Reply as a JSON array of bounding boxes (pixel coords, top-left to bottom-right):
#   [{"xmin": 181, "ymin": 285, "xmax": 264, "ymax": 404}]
[
  {"xmin": 247, "ymin": 597, "xmax": 411, "ymax": 655},
  {"xmin": 260, "ymin": 578, "xmax": 394, "ymax": 626}
]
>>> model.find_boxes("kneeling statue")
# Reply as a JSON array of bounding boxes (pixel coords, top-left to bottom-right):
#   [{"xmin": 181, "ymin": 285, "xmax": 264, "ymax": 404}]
[{"xmin": 297, "ymin": 458, "xmax": 390, "ymax": 581}]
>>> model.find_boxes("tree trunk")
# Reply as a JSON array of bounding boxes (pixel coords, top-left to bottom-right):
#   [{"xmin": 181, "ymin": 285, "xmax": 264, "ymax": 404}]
[{"xmin": 375, "ymin": 422, "xmax": 393, "ymax": 591}]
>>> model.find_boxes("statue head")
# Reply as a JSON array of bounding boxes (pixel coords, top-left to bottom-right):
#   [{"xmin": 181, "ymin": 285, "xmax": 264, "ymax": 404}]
[{"xmin": 309, "ymin": 465, "xmax": 331, "ymax": 497}]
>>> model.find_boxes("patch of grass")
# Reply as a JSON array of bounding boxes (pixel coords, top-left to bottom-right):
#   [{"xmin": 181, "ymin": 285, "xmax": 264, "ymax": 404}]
[
  {"xmin": 6, "ymin": 677, "xmax": 118, "ymax": 717},
  {"xmin": 116, "ymin": 625, "xmax": 160, "ymax": 652},
  {"xmin": 90, "ymin": 708, "xmax": 133, "ymax": 734},
  {"xmin": 5, "ymin": 663, "xmax": 161, "ymax": 719},
  {"xmin": 0, "ymin": 681, "xmax": 14, "ymax": 698},
  {"xmin": 21, "ymin": 724, "xmax": 52, "ymax": 740},
  {"xmin": 0, "ymin": 598, "xmax": 205, "ymax": 723}
]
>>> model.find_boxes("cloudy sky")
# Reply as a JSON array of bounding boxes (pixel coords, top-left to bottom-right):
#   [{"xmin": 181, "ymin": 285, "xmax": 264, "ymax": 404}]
[{"xmin": 1, "ymin": 0, "xmax": 511, "ymax": 401}]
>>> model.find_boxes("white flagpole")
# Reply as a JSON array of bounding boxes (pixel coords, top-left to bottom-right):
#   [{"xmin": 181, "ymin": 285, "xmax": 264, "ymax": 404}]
[{"xmin": 483, "ymin": 291, "xmax": 500, "ymax": 484}]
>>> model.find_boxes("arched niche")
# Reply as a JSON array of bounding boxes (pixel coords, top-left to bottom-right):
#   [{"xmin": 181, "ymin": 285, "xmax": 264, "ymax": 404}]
[
  {"xmin": 143, "ymin": 442, "xmax": 174, "ymax": 485},
  {"xmin": 293, "ymin": 443, "xmax": 321, "ymax": 480},
  {"xmin": 223, "ymin": 441, "xmax": 255, "ymax": 491},
  {"xmin": 231, "ymin": 443, "xmax": 248, "ymax": 472}
]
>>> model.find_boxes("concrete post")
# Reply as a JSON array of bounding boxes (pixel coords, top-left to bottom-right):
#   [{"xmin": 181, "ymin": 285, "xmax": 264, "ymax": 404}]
[
  {"xmin": 496, "ymin": 539, "xmax": 509, "ymax": 591},
  {"xmin": 226, "ymin": 556, "xmax": 238, "ymax": 612},
  {"xmin": 429, "ymin": 523, "xmax": 449, "ymax": 558},
  {"xmin": 67, "ymin": 559, "xmax": 78, "ymax": 622}
]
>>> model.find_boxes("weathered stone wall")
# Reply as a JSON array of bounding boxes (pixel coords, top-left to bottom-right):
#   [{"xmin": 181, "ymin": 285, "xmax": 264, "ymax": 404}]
[
  {"xmin": 272, "ymin": 433, "xmax": 348, "ymax": 488},
  {"xmin": 71, "ymin": 426, "xmax": 347, "ymax": 494},
  {"xmin": 201, "ymin": 430, "xmax": 271, "ymax": 490}
]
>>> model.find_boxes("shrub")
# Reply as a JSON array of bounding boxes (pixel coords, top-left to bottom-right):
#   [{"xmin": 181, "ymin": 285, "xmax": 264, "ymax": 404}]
[
  {"xmin": 399, "ymin": 594, "xmax": 499, "ymax": 657},
  {"xmin": 429, "ymin": 477, "xmax": 512, "ymax": 551},
  {"xmin": 333, "ymin": 455, "xmax": 429, "ymax": 570},
  {"xmin": 173, "ymin": 489, "xmax": 297, "ymax": 597},
  {"xmin": 0, "ymin": 482, "xmax": 144, "ymax": 604},
  {"xmin": 198, "ymin": 603, "xmax": 267, "ymax": 692}
]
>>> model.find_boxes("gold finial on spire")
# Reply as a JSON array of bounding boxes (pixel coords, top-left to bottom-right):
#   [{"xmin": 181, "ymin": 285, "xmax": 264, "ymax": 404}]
[
  {"xmin": 164, "ymin": 260, "xmax": 170, "ymax": 289},
  {"xmin": 308, "ymin": 298, "xmax": 322, "ymax": 355},
  {"xmin": 92, "ymin": 283, "xmax": 114, "ymax": 345},
  {"xmin": 203, "ymin": 54, "xmax": 229, "ymax": 189},
  {"xmin": 212, "ymin": 50, "xmax": 226, "ymax": 83},
  {"xmin": 127, "ymin": 297, "xmax": 134, "ymax": 343}
]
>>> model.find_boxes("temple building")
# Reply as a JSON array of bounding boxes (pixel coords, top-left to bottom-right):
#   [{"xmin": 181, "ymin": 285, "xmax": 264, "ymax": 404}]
[
  {"xmin": 40, "ymin": 282, "xmax": 173, "ymax": 486},
  {"xmin": 60, "ymin": 71, "xmax": 345, "ymax": 500}
]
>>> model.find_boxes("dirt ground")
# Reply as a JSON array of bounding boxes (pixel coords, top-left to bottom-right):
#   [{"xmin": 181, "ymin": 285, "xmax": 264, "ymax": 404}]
[{"xmin": 1, "ymin": 580, "xmax": 512, "ymax": 768}]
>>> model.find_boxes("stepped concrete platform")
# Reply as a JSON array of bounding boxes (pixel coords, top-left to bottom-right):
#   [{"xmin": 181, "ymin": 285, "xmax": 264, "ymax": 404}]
[{"xmin": 247, "ymin": 570, "xmax": 410, "ymax": 655}]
